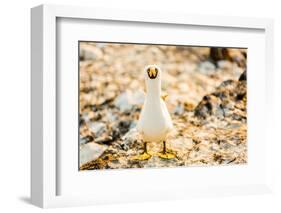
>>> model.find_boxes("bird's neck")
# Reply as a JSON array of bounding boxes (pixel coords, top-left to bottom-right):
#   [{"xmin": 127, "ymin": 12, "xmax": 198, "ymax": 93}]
[{"xmin": 146, "ymin": 80, "xmax": 161, "ymax": 100}]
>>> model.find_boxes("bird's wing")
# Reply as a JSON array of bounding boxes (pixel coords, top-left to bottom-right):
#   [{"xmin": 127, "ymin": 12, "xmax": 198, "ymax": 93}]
[
  {"xmin": 161, "ymin": 93, "xmax": 168, "ymax": 101},
  {"xmin": 160, "ymin": 99, "xmax": 174, "ymax": 130}
]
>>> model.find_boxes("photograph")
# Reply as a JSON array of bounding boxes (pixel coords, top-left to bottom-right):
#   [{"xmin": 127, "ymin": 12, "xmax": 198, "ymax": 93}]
[{"xmin": 79, "ymin": 42, "xmax": 247, "ymax": 170}]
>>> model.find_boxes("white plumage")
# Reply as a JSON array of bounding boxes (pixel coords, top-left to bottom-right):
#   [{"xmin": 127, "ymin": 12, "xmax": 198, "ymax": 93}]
[{"xmin": 137, "ymin": 65, "xmax": 173, "ymax": 142}]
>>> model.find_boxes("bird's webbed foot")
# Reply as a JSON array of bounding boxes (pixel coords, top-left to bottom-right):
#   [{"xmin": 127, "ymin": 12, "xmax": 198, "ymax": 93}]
[
  {"xmin": 131, "ymin": 141, "xmax": 152, "ymax": 161},
  {"xmin": 158, "ymin": 141, "xmax": 177, "ymax": 160}
]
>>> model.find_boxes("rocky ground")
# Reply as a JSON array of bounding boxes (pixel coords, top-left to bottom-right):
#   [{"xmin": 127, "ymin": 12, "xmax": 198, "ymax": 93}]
[{"xmin": 79, "ymin": 42, "xmax": 247, "ymax": 170}]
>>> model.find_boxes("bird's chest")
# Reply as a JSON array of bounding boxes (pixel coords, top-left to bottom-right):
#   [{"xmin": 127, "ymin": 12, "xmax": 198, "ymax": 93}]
[
  {"xmin": 140, "ymin": 109, "xmax": 166, "ymax": 130},
  {"xmin": 138, "ymin": 100, "xmax": 170, "ymax": 141}
]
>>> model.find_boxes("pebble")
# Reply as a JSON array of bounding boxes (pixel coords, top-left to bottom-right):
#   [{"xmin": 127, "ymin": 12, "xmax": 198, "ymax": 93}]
[
  {"xmin": 198, "ymin": 61, "xmax": 216, "ymax": 74},
  {"xmin": 114, "ymin": 90, "xmax": 145, "ymax": 113},
  {"xmin": 217, "ymin": 60, "xmax": 233, "ymax": 70},
  {"xmin": 95, "ymin": 135, "xmax": 113, "ymax": 144},
  {"xmin": 129, "ymin": 120, "xmax": 138, "ymax": 129},
  {"xmin": 80, "ymin": 44, "xmax": 103, "ymax": 61},
  {"xmin": 89, "ymin": 122, "xmax": 107, "ymax": 137},
  {"xmin": 239, "ymin": 70, "xmax": 247, "ymax": 81},
  {"xmin": 120, "ymin": 128, "xmax": 139, "ymax": 151},
  {"xmin": 173, "ymin": 103, "xmax": 185, "ymax": 115},
  {"xmin": 80, "ymin": 135, "xmax": 94, "ymax": 145},
  {"xmin": 80, "ymin": 142, "xmax": 107, "ymax": 166},
  {"xmin": 105, "ymin": 111, "xmax": 118, "ymax": 122}
]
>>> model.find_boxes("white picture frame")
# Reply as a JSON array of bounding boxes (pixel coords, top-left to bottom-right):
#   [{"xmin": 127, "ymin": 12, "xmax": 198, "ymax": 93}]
[{"xmin": 31, "ymin": 4, "xmax": 274, "ymax": 208}]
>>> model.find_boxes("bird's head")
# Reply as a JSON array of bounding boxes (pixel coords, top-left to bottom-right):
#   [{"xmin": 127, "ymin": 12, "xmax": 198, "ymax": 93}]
[
  {"xmin": 144, "ymin": 65, "xmax": 162, "ymax": 95},
  {"xmin": 144, "ymin": 65, "xmax": 161, "ymax": 81}
]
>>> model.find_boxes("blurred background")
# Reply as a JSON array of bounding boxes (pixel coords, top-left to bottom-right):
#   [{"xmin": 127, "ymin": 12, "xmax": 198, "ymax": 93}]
[{"xmin": 79, "ymin": 42, "xmax": 247, "ymax": 170}]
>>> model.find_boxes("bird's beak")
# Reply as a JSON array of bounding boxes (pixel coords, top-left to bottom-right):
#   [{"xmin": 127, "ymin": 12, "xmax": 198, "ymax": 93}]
[{"xmin": 147, "ymin": 67, "xmax": 158, "ymax": 79}]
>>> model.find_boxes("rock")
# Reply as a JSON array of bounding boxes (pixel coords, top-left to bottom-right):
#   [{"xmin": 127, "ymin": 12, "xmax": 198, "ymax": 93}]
[
  {"xmin": 194, "ymin": 95, "xmax": 224, "ymax": 119},
  {"xmin": 105, "ymin": 111, "xmax": 118, "ymax": 122},
  {"xmin": 209, "ymin": 48, "xmax": 247, "ymax": 68},
  {"xmin": 108, "ymin": 120, "xmax": 133, "ymax": 143},
  {"xmin": 173, "ymin": 103, "xmax": 185, "ymax": 115},
  {"xmin": 178, "ymin": 82, "xmax": 190, "ymax": 92},
  {"xmin": 129, "ymin": 120, "xmax": 138, "ymax": 129},
  {"xmin": 79, "ymin": 44, "xmax": 103, "ymax": 61},
  {"xmin": 239, "ymin": 70, "xmax": 247, "ymax": 81},
  {"xmin": 162, "ymin": 72, "xmax": 177, "ymax": 88},
  {"xmin": 89, "ymin": 122, "xmax": 107, "ymax": 137},
  {"xmin": 80, "ymin": 135, "xmax": 94, "ymax": 145},
  {"xmin": 217, "ymin": 60, "xmax": 233, "ymax": 70},
  {"xmin": 216, "ymin": 79, "xmax": 237, "ymax": 91},
  {"xmin": 198, "ymin": 61, "xmax": 216, "ymax": 74},
  {"xmin": 194, "ymin": 78, "xmax": 246, "ymax": 120},
  {"xmin": 95, "ymin": 135, "xmax": 114, "ymax": 145},
  {"xmin": 118, "ymin": 120, "xmax": 132, "ymax": 135},
  {"xmin": 81, "ymin": 111, "xmax": 91, "ymax": 123},
  {"xmin": 171, "ymin": 137, "xmax": 194, "ymax": 150},
  {"xmin": 143, "ymin": 156, "xmax": 179, "ymax": 168},
  {"xmin": 228, "ymin": 122, "xmax": 242, "ymax": 129},
  {"xmin": 80, "ymin": 142, "xmax": 107, "ymax": 166},
  {"xmin": 120, "ymin": 128, "xmax": 139, "ymax": 151},
  {"xmin": 114, "ymin": 90, "xmax": 145, "ymax": 113},
  {"xmin": 209, "ymin": 48, "xmax": 230, "ymax": 65},
  {"xmin": 228, "ymin": 49, "xmax": 247, "ymax": 68}
]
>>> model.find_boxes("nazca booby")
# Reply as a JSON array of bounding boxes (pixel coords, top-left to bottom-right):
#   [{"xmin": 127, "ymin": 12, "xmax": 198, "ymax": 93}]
[{"xmin": 132, "ymin": 65, "xmax": 176, "ymax": 160}]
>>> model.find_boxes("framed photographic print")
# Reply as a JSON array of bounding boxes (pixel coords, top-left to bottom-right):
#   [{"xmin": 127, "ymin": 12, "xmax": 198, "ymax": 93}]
[{"xmin": 31, "ymin": 4, "xmax": 274, "ymax": 208}]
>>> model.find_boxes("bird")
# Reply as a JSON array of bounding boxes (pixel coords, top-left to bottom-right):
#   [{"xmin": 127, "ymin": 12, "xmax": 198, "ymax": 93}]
[{"xmin": 132, "ymin": 65, "xmax": 176, "ymax": 160}]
